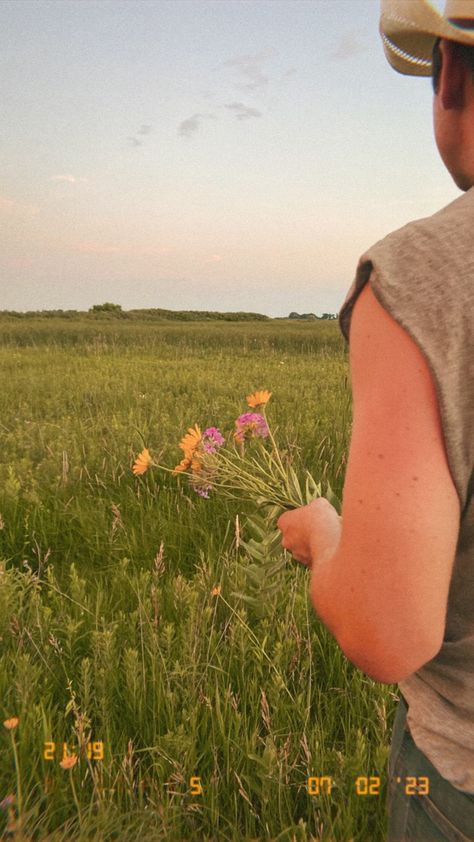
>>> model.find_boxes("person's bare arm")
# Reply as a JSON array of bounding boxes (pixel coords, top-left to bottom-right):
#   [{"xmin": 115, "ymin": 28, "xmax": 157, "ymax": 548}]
[{"xmin": 310, "ymin": 276, "xmax": 460, "ymax": 684}]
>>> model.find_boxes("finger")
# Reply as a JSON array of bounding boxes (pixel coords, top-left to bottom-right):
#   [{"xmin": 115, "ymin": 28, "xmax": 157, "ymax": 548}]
[
  {"xmin": 277, "ymin": 512, "xmax": 289, "ymax": 531},
  {"xmin": 310, "ymin": 496, "xmax": 331, "ymax": 508}
]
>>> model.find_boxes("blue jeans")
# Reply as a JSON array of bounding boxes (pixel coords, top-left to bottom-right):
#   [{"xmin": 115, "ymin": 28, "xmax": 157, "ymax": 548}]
[{"xmin": 386, "ymin": 694, "xmax": 474, "ymax": 841}]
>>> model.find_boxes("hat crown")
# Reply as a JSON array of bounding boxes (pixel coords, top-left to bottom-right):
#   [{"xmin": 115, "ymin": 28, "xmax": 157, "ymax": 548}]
[{"xmin": 445, "ymin": 0, "xmax": 474, "ymax": 21}]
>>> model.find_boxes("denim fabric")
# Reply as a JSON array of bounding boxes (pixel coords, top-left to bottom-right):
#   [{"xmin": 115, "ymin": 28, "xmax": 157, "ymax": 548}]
[{"xmin": 386, "ymin": 695, "xmax": 474, "ymax": 841}]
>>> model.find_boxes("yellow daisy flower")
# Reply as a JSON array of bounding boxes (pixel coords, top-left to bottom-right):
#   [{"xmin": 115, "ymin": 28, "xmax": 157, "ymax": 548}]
[
  {"xmin": 173, "ymin": 455, "xmax": 192, "ymax": 475},
  {"xmin": 132, "ymin": 448, "xmax": 151, "ymax": 476},
  {"xmin": 178, "ymin": 424, "xmax": 202, "ymax": 457},
  {"xmin": 191, "ymin": 455, "xmax": 203, "ymax": 473},
  {"xmin": 246, "ymin": 390, "xmax": 272, "ymax": 408}
]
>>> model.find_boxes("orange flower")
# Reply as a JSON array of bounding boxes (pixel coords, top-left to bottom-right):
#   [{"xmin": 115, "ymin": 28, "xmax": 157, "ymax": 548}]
[
  {"xmin": 191, "ymin": 455, "xmax": 203, "ymax": 473},
  {"xmin": 173, "ymin": 455, "xmax": 192, "ymax": 475},
  {"xmin": 211, "ymin": 585, "xmax": 221, "ymax": 596},
  {"xmin": 60, "ymin": 754, "xmax": 78, "ymax": 770},
  {"xmin": 246, "ymin": 390, "xmax": 272, "ymax": 408},
  {"xmin": 3, "ymin": 717, "xmax": 19, "ymax": 730},
  {"xmin": 132, "ymin": 448, "xmax": 152, "ymax": 476},
  {"xmin": 178, "ymin": 424, "xmax": 202, "ymax": 457}
]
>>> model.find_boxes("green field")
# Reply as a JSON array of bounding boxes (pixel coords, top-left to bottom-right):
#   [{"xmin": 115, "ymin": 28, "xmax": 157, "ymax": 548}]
[{"xmin": 0, "ymin": 317, "xmax": 399, "ymax": 842}]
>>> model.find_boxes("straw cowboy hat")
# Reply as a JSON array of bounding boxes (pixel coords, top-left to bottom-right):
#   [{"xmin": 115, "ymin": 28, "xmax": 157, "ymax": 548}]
[{"xmin": 380, "ymin": 0, "xmax": 474, "ymax": 75}]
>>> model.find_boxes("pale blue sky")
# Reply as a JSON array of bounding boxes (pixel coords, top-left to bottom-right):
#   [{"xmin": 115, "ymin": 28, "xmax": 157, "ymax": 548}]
[{"xmin": 0, "ymin": 0, "xmax": 459, "ymax": 316}]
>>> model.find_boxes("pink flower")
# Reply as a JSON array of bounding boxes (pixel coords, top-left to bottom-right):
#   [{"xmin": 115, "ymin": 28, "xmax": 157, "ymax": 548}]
[
  {"xmin": 202, "ymin": 427, "xmax": 225, "ymax": 454},
  {"xmin": 191, "ymin": 482, "xmax": 212, "ymax": 498},
  {"xmin": 234, "ymin": 412, "xmax": 269, "ymax": 443}
]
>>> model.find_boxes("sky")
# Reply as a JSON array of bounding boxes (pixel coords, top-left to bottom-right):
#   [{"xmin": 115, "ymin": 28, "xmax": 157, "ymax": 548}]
[{"xmin": 0, "ymin": 0, "xmax": 460, "ymax": 317}]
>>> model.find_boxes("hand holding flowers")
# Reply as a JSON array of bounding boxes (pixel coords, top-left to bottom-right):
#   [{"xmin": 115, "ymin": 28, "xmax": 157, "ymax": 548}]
[
  {"xmin": 132, "ymin": 389, "xmax": 341, "ymax": 587},
  {"xmin": 277, "ymin": 497, "xmax": 342, "ymax": 570}
]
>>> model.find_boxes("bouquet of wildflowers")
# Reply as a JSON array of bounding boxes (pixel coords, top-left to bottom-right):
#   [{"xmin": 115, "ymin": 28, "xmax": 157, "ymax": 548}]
[{"xmin": 132, "ymin": 391, "xmax": 340, "ymax": 607}]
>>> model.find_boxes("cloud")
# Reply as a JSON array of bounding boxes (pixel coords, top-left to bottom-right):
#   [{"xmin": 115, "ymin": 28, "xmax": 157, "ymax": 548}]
[
  {"xmin": 178, "ymin": 112, "xmax": 216, "ymax": 138},
  {"xmin": 127, "ymin": 125, "xmax": 153, "ymax": 147},
  {"xmin": 330, "ymin": 32, "xmax": 367, "ymax": 60},
  {"xmin": 50, "ymin": 174, "xmax": 88, "ymax": 184},
  {"xmin": 224, "ymin": 102, "xmax": 262, "ymax": 121},
  {"xmin": 224, "ymin": 52, "xmax": 273, "ymax": 91},
  {"xmin": 221, "ymin": 50, "xmax": 274, "ymax": 91},
  {"xmin": 205, "ymin": 254, "xmax": 223, "ymax": 263}
]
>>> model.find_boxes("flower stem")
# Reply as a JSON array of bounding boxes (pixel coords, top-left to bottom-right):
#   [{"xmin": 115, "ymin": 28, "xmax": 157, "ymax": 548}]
[
  {"xmin": 69, "ymin": 769, "xmax": 83, "ymax": 830},
  {"xmin": 10, "ymin": 732, "xmax": 22, "ymax": 823}
]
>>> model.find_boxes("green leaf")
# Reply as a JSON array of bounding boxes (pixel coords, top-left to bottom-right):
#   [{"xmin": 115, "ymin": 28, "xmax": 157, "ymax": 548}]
[
  {"xmin": 264, "ymin": 557, "xmax": 288, "ymax": 577},
  {"xmin": 239, "ymin": 539, "xmax": 266, "ymax": 561},
  {"xmin": 305, "ymin": 471, "xmax": 322, "ymax": 504},
  {"xmin": 286, "ymin": 465, "xmax": 303, "ymax": 504},
  {"xmin": 325, "ymin": 481, "xmax": 342, "ymax": 514}
]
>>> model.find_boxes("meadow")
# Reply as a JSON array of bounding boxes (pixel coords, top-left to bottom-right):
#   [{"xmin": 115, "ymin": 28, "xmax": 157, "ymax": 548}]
[{"xmin": 0, "ymin": 317, "xmax": 399, "ymax": 842}]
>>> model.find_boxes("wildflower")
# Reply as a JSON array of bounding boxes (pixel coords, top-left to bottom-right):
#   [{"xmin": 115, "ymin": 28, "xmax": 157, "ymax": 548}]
[
  {"xmin": 211, "ymin": 585, "xmax": 221, "ymax": 596},
  {"xmin": 132, "ymin": 448, "xmax": 151, "ymax": 476},
  {"xmin": 191, "ymin": 455, "xmax": 203, "ymax": 473},
  {"xmin": 192, "ymin": 483, "xmax": 212, "ymax": 498},
  {"xmin": 0, "ymin": 794, "xmax": 15, "ymax": 810},
  {"xmin": 234, "ymin": 412, "xmax": 269, "ymax": 444},
  {"xmin": 178, "ymin": 425, "xmax": 202, "ymax": 457},
  {"xmin": 173, "ymin": 455, "xmax": 192, "ymax": 475},
  {"xmin": 246, "ymin": 390, "xmax": 272, "ymax": 408},
  {"xmin": 3, "ymin": 717, "xmax": 18, "ymax": 730},
  {"xmin": 202, "ymin": 427, "xmax": 225, "ymax": 454},
  {"xmin": 60, "ymin": 754, "xmax": 78, "ymax": 770}
]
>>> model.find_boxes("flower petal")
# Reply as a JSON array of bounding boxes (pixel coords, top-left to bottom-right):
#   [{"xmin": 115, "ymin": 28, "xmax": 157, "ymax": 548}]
[
  {"xmin": 246, "ymin": 390, "xmax": 272, "ymax": 408},
  {"xmin": 132, "ymin": 448, "xmax": 151, "ymax": 475}
]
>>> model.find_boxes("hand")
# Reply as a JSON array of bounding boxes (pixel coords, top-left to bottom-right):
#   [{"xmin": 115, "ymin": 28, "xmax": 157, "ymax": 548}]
[{"xmin": 277, "ymin": 497, "xmax": 342, "ymax": 569}]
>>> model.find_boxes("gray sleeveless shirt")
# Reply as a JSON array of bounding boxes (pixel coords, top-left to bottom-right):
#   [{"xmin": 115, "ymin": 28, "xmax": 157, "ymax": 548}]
[{"xmin": 338, "ymin": 186, "xmax": 474, "ymax": 794}]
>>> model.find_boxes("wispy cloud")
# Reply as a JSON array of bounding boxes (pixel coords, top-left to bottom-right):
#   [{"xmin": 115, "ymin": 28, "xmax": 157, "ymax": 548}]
[
  {"xmin": 221, "ymin": 50, "xmax": 274, "ymax": 91},
  {"xmin": 127, "ymin": 125, "xmax": 153, "ymax": 148},
  {"xmin": 50, "ymin": 174, "xmax": 88, "ymax": 184},
  {"xmin": 205, "ymin": 254, "xmax": 223, "ymax": 263},
  {"xmin": 178, "ymin": 112, "xmax": 216, "ymax": 138},
  {"xmin": 330, "ymin": 32, "xmax": 367, "ymax": 60},
  {"xmin": 224, "ymin": 102, "xmax": 262, "ymax": 121}
]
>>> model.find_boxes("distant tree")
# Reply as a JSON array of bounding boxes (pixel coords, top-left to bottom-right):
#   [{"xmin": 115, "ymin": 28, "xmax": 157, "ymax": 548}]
[
  {"xmin": 320, "ymin": 313, "xmax": 338, "ymax": 320},
  {"xmin": 89, "ymin": 302, "xmax": 123, "ymax": 313},
  {"xmin": 288, "ymin": 311, "xmax": 318, "ymax": 320}
]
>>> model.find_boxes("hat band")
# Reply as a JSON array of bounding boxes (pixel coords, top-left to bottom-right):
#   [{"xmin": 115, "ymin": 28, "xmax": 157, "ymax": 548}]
[
  {"xmin": 381, "ymin": 32, "xmax": 432, "ymax": 69},
  {"xmin": 449, "ymin": 18, "xmax": 474, "ymax": 30}
]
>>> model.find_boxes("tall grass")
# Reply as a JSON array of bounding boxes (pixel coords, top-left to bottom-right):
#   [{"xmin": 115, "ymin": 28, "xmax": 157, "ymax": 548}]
[{"xmin": 0, "ymin": 319, "xmax": 398, "ymax": 841}]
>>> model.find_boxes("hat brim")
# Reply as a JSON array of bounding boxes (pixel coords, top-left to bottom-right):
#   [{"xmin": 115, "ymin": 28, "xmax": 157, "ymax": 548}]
[{"xmin": 380, "ymin": 0, "xmax": 474, "ymax": 76}]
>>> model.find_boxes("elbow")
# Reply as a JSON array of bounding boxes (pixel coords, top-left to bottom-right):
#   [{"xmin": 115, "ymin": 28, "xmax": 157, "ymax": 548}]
[
  {"xmin": 308, "ymin": 549, "xmax": 445, "ymax": 684},
  {"xmin": 339, "ymin": 630, "xmax": 443, "ymax": 685}
]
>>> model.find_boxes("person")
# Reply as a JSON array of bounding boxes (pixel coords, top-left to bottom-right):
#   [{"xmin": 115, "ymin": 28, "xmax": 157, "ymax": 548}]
[{"xmin": 277, "ymin": 1, "xmax": 474, "ymax": 839}]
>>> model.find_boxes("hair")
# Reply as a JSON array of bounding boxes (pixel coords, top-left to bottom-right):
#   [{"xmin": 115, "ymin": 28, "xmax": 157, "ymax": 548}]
[{"xmin": 432, "ymin": 36, "xmax": 474, "ymax": 93}]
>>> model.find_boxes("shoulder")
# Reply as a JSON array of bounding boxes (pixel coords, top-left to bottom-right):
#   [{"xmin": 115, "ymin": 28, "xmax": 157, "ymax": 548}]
[{"xmin": 366, "ymin": 188, "xmax": 474, "ymax": 290}]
